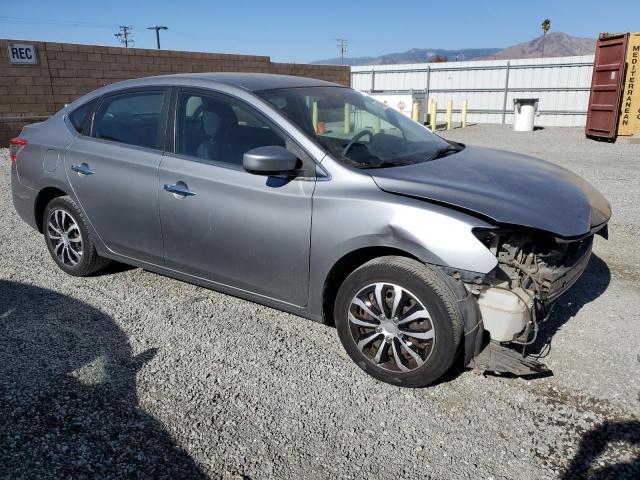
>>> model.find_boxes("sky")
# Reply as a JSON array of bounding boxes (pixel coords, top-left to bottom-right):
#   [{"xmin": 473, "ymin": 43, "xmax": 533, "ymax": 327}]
[{"xmin": 1, "ymin": 0, "xmax": 637, "ymax": 63}]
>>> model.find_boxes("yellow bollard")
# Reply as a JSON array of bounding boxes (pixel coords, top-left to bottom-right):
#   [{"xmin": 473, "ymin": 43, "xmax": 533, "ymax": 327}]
[
  {"xmin": 461, "ymin": 99, "xmax": 468, "ymax": 128},
  {"xmin": 412, "ymin": 101, "xmax": 420, "ymax": 122},
  {"xmin": 446, "ymin": 100, "xmax": 453, "ymax": 130},
  {"xmin": 312, "ymin": 101, "xmax": 318, "ymax": 131},
  {"xmin": 430, "ymin": 101, "xmax": 437, "ymax": 131},
  {"xmin": 426, "ymin": 99, "xmax": 432, "ymax": 124},
  {"xmin": 344, "ymin": 103, "xmax": 351, "ymax": 134},
  {"xmin": 373, "ymin": 115, "xmax": 381, "ymax": 134}
]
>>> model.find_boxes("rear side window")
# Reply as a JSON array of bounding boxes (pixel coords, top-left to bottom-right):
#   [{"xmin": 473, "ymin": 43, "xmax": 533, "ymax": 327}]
[
  {"xmin": 92, "ymin": 91, "xmax": 165, "ymax": 149},
  {"xmin": 68, "ymin": 98, "xmax": 97, "ymax": 133}
]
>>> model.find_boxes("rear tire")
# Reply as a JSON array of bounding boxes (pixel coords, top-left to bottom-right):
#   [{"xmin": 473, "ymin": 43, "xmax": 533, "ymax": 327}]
[
  {"xmin": 334, "ymin": 256, "xmax": 464, "ymax": 387},
  {"xmin": 43, "ymin": 196, "xmax": 110, "ymax": 276}
]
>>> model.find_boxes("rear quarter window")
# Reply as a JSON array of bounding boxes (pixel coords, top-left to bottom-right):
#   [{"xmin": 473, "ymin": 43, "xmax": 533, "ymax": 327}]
[{"xmin": 68, "ymin": 99, "xmax": 97, "ymax": 134}]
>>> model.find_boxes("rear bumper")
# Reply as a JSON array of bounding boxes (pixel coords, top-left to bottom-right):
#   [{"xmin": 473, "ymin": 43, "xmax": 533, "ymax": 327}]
[{"xmin": 11, "ymin": 163, "xmax": 38, "ymax": 230}]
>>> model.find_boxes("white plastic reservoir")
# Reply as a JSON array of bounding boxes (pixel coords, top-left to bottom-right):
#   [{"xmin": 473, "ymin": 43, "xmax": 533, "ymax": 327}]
[
  {"xmin": 512, "ymin": 98, "xmax": 539, "ymax": 132},
  {"xmin": 477, "ymin": 287, "xmax": 531, "ymax": 342}
]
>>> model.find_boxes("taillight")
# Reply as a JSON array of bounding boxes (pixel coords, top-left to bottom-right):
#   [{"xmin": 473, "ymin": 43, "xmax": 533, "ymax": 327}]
[{"xmin": 9, "ymin": 137, "xmax": 27, "ymax": 162}]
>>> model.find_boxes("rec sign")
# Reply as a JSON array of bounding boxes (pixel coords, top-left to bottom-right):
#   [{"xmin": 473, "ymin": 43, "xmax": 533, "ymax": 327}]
[{"xmin": 7, "ymin": 43, "xmax": 38, "ymax": 64}]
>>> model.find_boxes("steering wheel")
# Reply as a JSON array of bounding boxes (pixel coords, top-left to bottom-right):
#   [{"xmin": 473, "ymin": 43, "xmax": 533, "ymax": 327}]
[{"xmin": 342, "ymin": 129, "xmax": 373, "ymax": 156}]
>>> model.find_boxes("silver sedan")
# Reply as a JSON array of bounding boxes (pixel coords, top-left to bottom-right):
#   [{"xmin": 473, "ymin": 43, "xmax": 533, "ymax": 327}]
[{"xmin": 9, "ymin": 73, "xmax": 610, "ymax": 386}]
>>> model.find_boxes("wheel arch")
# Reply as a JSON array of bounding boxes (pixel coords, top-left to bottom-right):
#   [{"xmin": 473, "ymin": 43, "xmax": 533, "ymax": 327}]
[
  {"xmin": 34, "ymin": 186, "xmax": 69, "ymax": 233},
  {"xmin": 320, "ymin": 245, "xmax": 484, "ymax": 369},
  {"xmin": 321, "ymin": 246, "xmax": 420, "ymax": 325}
]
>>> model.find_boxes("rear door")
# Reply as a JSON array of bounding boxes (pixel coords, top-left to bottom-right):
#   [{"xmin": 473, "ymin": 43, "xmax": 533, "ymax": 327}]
[
  {"xmin": 158, "ymin": 88, "xmax": 315, "ymax": 306},
  {"xmin": 65, "ymin": 88, "xmax": 170, "ymax": 264},
  {"xmin": 586, "ymin": 33, "xmax": 628, "ymax": 139}
]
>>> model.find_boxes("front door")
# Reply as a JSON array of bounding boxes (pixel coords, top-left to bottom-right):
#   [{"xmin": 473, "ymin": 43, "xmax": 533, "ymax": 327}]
[
  {"xmin": 65, "ymin": 88, "xmax": 169, "ymax": 264},
  {"xmin": 158, "ymin": 89, "xmax": 315, "ymax": 306}
]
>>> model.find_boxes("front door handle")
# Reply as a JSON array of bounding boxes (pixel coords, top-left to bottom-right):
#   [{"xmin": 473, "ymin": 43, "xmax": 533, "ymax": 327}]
[
  {"xmin": 164, "ymin": 183, "xmax": 197, "ymax": 197},
  {"xmin": 71, "ymin": 164, "xmax": 95, "ymax": 176}
]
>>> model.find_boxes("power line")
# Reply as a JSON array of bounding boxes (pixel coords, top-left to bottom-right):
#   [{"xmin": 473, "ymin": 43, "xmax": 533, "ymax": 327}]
[
  {"xmin": 336, "ymin": 38, "xmax": 347, "ymax": 65},
  {"xmin": 147, "ymin": 25, "xmax": 168, "ymax": 49},
  {"xmin": 114, "ymin": 26, "xmax": 134, "ymax": 48},
  {"xmin": 0, "ymin": 16, "xmax": 339, "ymax": 55},
  {"xmin": 0, "ymin": 16, "xmax": 336, "ymax": 50},
  {"xmin": 0, "ymin": 16, "xmax": 116, "ymax": 29}
]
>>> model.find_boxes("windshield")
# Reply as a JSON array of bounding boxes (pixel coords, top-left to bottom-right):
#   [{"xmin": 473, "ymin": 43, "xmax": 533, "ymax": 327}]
[{"xmin": 257, "ymin": 86, "xmax": 452, "ymax": 169}]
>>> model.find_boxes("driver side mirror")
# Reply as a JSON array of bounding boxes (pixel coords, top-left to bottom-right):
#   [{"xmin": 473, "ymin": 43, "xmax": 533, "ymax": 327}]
[{"xmin": 243, "ymin": 146, "xmax": 299, "ymax": 176}]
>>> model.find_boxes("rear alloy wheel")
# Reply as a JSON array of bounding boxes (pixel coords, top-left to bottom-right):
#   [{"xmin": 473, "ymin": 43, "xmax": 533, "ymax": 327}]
[
  {"xmin": 47, "ymin": 208, "xmax": 83, "ymax": 267},
  {"xmin": 43, "ymin": 196, "xmax": 110, "ymax": 276},
  {"xmin": 335, "ymin": 256, "xmax": 464, "ymax": 387}
]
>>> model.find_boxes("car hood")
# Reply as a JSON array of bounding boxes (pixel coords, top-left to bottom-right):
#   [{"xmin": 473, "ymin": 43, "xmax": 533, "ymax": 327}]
[{"xmin": 369, "ymin": 145, "xmax": 611, "ymax": 238}]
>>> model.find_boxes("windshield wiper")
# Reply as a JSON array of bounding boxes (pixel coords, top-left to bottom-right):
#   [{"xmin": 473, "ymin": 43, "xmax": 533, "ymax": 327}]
[
  {"xmin": 429, "ymin": 144, "xmax": 464, "ymax": 160},
  {"xmin": 375, "ymin": 161, "xmax": 406, "ymax": 168}
]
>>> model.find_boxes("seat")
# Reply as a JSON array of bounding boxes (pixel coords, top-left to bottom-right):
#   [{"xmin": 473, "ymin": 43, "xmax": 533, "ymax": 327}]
[
  {"xmin": 96, "ymin": 112, "xmax": 135, "ymax": 144},
  {"xmin": 196, "ymin": 104, "xmax": 239, "ymax": 163},
  {"xmin": 194, "ymin": 101, "xmax": 285, "ymax": 166}
]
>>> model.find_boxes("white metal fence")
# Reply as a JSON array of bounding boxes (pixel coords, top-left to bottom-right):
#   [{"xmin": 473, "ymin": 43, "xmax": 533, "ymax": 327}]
[{"xmin": 351, "ymin": 55, "xmax": 595, "ymax": 127}]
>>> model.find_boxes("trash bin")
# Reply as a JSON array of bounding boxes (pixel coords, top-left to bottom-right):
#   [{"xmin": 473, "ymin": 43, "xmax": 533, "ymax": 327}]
[{"xmin": 513, "ymin": 98, "xmax": 539, "ymax": 132}]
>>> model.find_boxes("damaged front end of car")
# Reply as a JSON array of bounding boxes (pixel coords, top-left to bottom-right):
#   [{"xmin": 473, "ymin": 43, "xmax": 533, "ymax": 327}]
[{"xmin": 458, "ymin": 224, "xmax": 607, "ymax": 377}]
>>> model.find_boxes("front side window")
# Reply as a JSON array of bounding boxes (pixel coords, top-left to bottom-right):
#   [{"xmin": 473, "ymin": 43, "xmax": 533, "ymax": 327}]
[
  {"xmin": 92, "ymin": 91, "xmax": 165, "ymax": 149},
  {"xmin": 175, "ymin": 91, "xmax": 285, "ymax": 166},
  {"xmin": 258, "ymin": 86, "xmax": 451, "ymax": 169},
  {"xmin": 68, "ymin": 98, "xmax": 97, "ymax": 134}
]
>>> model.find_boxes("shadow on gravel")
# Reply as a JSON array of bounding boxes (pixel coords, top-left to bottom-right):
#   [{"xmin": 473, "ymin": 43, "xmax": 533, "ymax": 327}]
[
  {"xmin": 97, "ymin": 261, "xmax": 136, "ymax": 276},
  {"xmin": 562, "ymin": 420, "xmax": 640, "ymax": 479},
  {"xmin": 0, "ymin": 280, "xmax": 206, "ymax": 479},
  {"xmin": 530, "ymin": 254, "xmax": 610, "ymax": 358}
]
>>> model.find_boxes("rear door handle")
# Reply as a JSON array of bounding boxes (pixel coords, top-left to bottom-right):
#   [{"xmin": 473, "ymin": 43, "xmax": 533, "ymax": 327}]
[
  {"xmin": 164, "ymin": 183, "xmax": 197, "ymax": 197},
  {"xmin": 71, "ymin": 164, "xmax": 95, "ymax": 176}
]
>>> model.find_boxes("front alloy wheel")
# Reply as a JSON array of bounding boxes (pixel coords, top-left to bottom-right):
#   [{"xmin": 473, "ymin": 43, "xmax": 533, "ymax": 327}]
[
  {"xmin": 335, "ymin": 256, "xmax": 464, "ymax": 387},
  {"xmin": 348, "ymin": 282, "xmax": 436, "ymax": 373}
]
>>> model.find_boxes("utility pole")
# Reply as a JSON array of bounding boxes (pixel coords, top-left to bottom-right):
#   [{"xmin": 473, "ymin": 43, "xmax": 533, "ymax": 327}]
[
  {"xmin": 336, "ymin": 38, "xmax": 347, "ymax": 65},
  {"xmin": 115, "ymin": 26, "xmax": 134, "ymax": 47},
  {"xmin": 147, "ymin": 25, "xmax": 168, "ymax": 49}
]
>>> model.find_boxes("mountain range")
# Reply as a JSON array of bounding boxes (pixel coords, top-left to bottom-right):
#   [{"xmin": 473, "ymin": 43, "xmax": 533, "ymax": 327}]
[{"xmin": 313, "ymin": 32, "xmax": 595, "ymax": 65}]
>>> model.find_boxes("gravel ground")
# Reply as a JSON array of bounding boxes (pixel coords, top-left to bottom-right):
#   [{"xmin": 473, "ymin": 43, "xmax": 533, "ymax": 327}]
[{"xmin": 1, "ymin": 125, "xmax": 639, "ymax": 479}]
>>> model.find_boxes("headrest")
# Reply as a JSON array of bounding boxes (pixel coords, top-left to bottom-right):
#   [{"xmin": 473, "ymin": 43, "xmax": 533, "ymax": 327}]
[{"xmin": 201, "ymin": 111, "xmax": 223, "ymax": 136}]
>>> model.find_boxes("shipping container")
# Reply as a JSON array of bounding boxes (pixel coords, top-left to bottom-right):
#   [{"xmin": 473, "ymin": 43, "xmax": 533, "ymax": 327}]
[{"xmin": 585, "ymin": 33, "xmax": 628, "ymax": 139}]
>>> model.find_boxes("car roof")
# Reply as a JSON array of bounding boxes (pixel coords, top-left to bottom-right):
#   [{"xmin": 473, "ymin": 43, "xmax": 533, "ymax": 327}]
[
  {"xmin": 62, "ymin": 72, "xmax": 350, "ymax": 117},
  {"xmin": 143, "ymin": 72, "xmax": 346, "ymax": 92}
]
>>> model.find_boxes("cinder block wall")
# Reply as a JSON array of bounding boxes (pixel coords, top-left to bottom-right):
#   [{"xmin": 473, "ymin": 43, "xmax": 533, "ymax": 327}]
[{"xmin": 0, "ymin": 39, "xmax": 350, "ymax": 144}]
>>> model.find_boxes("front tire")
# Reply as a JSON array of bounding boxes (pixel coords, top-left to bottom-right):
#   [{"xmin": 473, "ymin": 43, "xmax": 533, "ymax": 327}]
[
  {"xmin": 334, "ymin": 256, "xmax": 464, "ymax": 387},
  {"xmin": 43, "ymin": 196, "xmax": 110, "ymax": 276}
]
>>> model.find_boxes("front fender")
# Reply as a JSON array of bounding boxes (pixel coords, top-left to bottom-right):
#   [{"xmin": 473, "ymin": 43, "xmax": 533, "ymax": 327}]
[
  {"xmin": 306, "ymin": 174, "xmax": 498, "ymax": 319},
  {"xmin": 386, "ymin": 205, "xmax": 497, "ymax": 272}
]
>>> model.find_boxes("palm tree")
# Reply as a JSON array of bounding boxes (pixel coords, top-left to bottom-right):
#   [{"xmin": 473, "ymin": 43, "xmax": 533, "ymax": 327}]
[{"xmin": 541, "ymin": 19, "xmax": 551, "ymax": 58}]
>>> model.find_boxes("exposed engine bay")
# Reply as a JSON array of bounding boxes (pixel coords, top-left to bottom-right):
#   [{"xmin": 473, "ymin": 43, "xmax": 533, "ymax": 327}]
[
  {"xmin": 493, "ymin": 232, "xmax": 594, "ymax": 303},
  {"xmin": 482, "ymin": 231, "xmax": 593, "ymax": 341},
  {"xmin": 477, "ymin": 230, "xmax": 594, "ymax": 341},
  {"xmin": 462, "ymin": 229, "xmax": 597, "ymax": 375}
]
